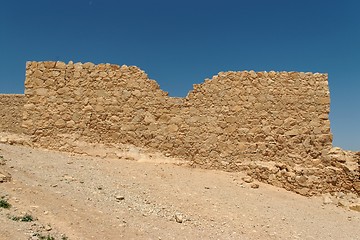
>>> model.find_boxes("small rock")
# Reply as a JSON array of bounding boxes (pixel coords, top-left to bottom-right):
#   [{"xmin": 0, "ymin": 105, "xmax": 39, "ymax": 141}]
[
  {"xmin": 0, "ymin": 173, "xmax": 7, "ymax": 182},
  {"xmin": 345, "ymin": 193, "xmax": 358, "ymax": 201},
  {"xmin": 349, "ymin": 205, "xmax": 360, "ymax": 212},
  {"xmin": 323, "ymin": 195, "xmax": 333, "ymax": 205},
  {"xmin": 243, "ymin": 176, "xmax": 253, "ymax": 183},
  {"xmin": 174, "ymin": 213, "xmax": 183, "ymax": 223},
  {"xmin": 116, "ymin": 195, "xmax": 125, "ymax": 201},
  {"xmin": 250, "ymin": 183, "xmax": 259, "ymax": 189},
  {"xmin": 338, "ymin": 199, "xmax": 349, "ymax": 207},
  {"xmin": 45, "ymin": 225, "xmax": 52, "ymax": 231},
  {"xmin": 335, "ymin": 192, "xmax": 345, "ymax": 199},
  {"xmin": 353, "ymin": 182, "xmax": 360, "ymax": 192}
]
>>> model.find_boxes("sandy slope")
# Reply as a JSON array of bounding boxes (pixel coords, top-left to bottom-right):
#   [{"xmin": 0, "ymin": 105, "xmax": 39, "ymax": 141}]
[{"xmin": 0, "ymin": 143, "xmax": 360, "ymax": 240}]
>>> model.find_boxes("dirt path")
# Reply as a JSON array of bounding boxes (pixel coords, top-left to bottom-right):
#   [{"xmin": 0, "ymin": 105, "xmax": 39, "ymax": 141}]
[{"xmin": 1, "ymin": 143, "xmax": 360, "ymax": 240}]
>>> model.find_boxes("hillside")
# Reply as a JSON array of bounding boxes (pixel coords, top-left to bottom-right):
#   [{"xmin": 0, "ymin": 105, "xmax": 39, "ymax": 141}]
[{"xmin": 1, "ymin": 142, "xmax": 360, "ymax": 240}]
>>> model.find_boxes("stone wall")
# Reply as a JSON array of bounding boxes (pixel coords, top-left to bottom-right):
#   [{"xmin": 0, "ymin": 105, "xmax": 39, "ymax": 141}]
[
  {"xmin": 21, "ymin": 61, "xmax": 359, "ymax": 195},
  {"xmin": 0, "ymin": 94, "xmax": 25, "ymax": 134}
]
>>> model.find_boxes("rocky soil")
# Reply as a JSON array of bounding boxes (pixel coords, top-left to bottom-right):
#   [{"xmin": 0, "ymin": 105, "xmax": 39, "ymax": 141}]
[{"xmin": 1, "ymin": 142, "xmax": 360, "ymax": 240}]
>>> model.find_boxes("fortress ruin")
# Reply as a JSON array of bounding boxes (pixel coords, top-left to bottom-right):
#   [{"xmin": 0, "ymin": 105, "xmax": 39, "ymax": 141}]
[{"xmin": 0, "ymin": 61, "xmax": 359, "ymax": 196}]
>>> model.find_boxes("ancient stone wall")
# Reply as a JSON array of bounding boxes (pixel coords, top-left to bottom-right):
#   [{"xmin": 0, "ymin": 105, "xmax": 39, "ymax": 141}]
[
  {"xmin": 23, "ymin": 61, "xmax": 332, "ymax": 165},
  {"xmin": 0, "ymin": 94, "xmax": 25, "ymax": 134},
  {"xmin": 22, "ymin": 61, "xmax": 359, "ymax": 195}
]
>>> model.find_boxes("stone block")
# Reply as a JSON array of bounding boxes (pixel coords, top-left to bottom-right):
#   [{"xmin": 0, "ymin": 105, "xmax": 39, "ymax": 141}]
[
  {"xmin": 55, "ymin": 61, "xmax": 66, "ymax": 69},
  {"xmin": 285, "ymin": 129, "xmax": 299, "ymax": 136},
  {"xmin": 318, "ymin": 97, "xmax": 330, "ymax": 105},
  {"xmin": 54, "ymin": 119, "xmax": 66, "ymax": 127}
]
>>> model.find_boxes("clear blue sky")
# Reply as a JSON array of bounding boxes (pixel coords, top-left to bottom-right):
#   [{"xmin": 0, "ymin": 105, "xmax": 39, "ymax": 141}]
[{"xmin": 0, "ymin": 0, "xmax": 359, "ymax": 150}]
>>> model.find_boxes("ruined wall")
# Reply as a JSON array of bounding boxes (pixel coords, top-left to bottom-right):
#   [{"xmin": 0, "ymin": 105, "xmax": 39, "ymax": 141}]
[
  {"xmin": 0, "ymin": 94, "xmax": 25, "ymax": 134},
  {"xmin": 23, "ymin": 61, "xmax": 359, "ymax": 196},
  {"xmin": 23, "ymin": 61, "xmax": 332, "ymax": 165}
]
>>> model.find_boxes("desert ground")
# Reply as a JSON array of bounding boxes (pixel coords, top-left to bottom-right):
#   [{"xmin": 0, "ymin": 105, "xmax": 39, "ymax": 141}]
[{"xmin": 1, "ymin": 142, "xmax": 360, "ymax": 240}]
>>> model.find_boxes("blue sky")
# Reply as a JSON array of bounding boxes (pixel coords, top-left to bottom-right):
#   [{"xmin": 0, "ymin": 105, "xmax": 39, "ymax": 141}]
[{"xmin": 0, "ymin": 0, "xmax": 359, "ymax": 150}]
